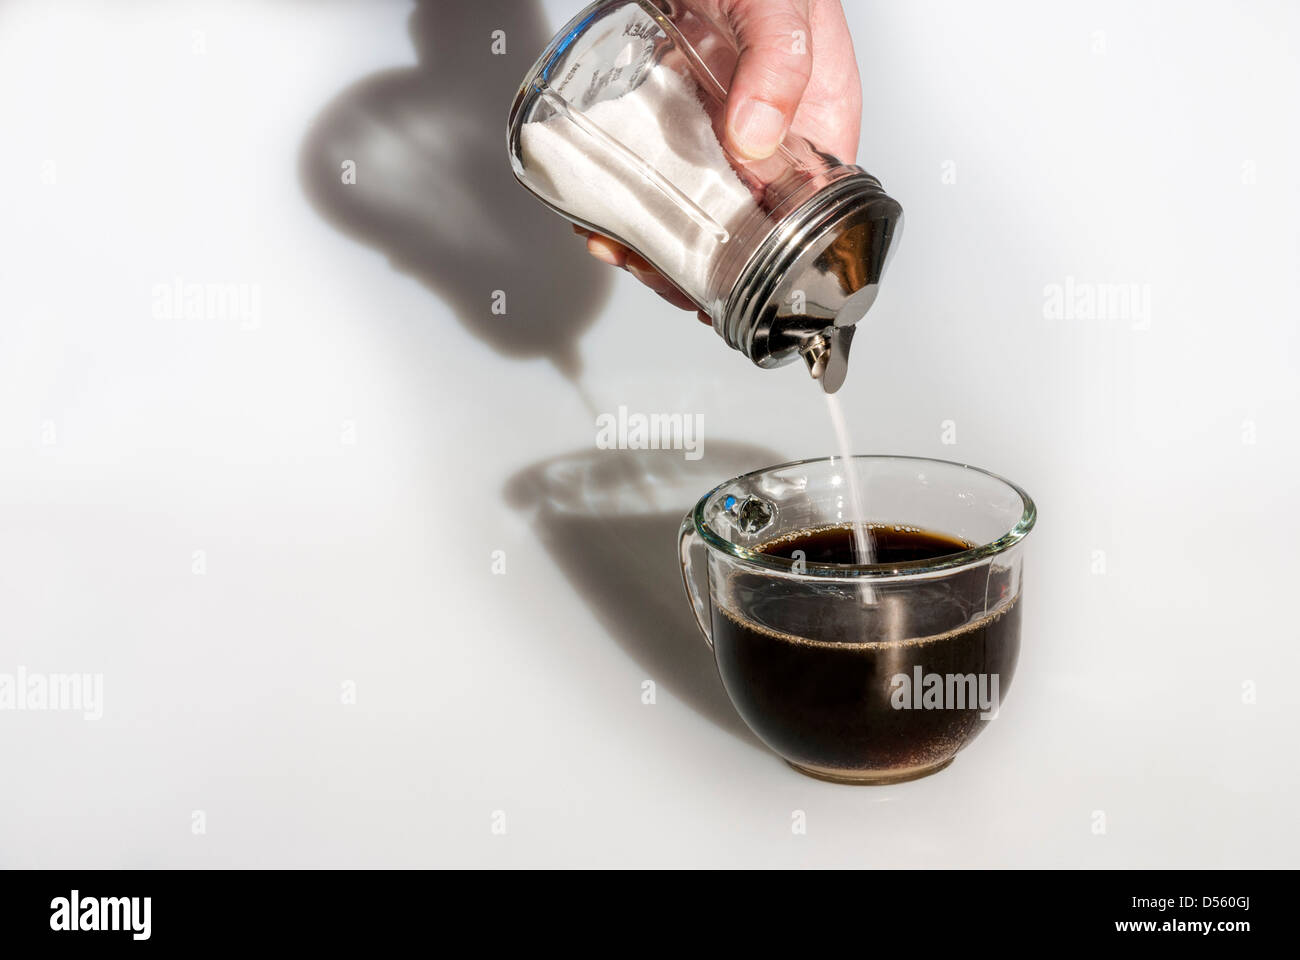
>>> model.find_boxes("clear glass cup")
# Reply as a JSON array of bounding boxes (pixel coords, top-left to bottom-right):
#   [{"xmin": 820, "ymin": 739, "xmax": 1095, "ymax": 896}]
[{"xmin": 678, "ymin": 456, "xmax": 1036, "ymax": 784}]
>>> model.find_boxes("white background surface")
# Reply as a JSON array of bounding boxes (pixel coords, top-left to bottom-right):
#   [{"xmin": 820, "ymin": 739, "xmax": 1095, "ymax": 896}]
[{"xmin": 1, "ymin": 0, "xmax": 1297, "ymax": 867}]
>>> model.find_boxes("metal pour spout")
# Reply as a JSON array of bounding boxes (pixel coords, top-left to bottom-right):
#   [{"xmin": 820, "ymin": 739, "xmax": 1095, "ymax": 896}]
[
  {"xmin": 800, "ymin": 326, "xmax": 856, "ymax": 394},
  {"xmin": 719, "ymin": 172, "xmax": 901, "ymax": 394}
]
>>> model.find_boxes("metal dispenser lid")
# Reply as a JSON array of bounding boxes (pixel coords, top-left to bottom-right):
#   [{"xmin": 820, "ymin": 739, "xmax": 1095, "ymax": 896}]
[{"xmin": 720, "ymin": 171, "xmax": 903, "ymax": 393}]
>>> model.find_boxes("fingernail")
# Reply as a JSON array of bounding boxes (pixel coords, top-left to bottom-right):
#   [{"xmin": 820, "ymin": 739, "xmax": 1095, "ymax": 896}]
[
  {"xmin": 586, "ymin": 235, "xmax": 622, "ymax": 266},
  {"xmin": 729, "ymin": 99, "xmax": 786, "ymax": 160}
]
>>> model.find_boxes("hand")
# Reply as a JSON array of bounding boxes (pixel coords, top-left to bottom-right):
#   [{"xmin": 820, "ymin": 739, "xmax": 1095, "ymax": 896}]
[{"xmin": 574, "ymin": 0, "xmax": 862, "ymax": 323}]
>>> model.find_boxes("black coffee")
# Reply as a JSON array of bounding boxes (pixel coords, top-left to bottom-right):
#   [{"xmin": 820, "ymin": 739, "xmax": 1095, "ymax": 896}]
[{"xmin": 710, "ymin": 524, "xmax": 1021, "ymax": 782}]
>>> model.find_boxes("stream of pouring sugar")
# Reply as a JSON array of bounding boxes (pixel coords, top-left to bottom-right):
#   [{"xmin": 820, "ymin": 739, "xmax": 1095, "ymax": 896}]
[{"xmin": 825, "ymin": 393, "xmax": 874, "ymax": 565}]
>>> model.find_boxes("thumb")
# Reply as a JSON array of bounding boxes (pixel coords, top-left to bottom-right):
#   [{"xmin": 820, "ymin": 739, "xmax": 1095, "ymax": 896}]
[{"xmin": 723, "ymin": 0, "xmax": 813, "ymax": 161}]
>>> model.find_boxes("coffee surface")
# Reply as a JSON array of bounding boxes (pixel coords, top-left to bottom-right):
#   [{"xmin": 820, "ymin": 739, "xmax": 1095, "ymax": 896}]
[
  {"xmin": 710, "ymin": 524, "xmax": 1020, "ymax": 776},
  {"xmin": 758, "ymin": 523, "xmax": 971, "ymax": 567}
]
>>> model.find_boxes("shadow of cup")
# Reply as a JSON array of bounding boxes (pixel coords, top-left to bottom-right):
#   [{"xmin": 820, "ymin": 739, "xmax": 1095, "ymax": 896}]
[{"xmin": 504, "ymin": 441, "xmax": 782, "ymax": 747}]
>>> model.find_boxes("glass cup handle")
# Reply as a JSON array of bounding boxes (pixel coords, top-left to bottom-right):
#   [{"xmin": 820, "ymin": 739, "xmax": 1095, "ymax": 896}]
[{"xmin": 677, "ymin": 514, "xmax": 713, "ymax": 649}]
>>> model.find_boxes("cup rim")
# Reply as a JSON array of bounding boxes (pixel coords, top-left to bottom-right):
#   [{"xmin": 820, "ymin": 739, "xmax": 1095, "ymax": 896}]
[{"xmin": 691, "ymin": 454, "xmax": 1036, "ymax": 580}]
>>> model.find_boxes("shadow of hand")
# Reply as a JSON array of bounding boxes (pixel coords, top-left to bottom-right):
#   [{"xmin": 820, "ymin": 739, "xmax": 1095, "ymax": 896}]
[{"xmin": 299, "ymin": 0, "xmax": 612, "ymax": 378}]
